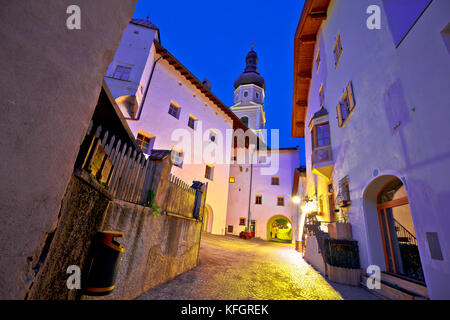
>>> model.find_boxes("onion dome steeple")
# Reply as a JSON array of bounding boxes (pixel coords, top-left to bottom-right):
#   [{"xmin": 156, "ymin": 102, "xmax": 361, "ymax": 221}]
[{"xmin": 233, "ymin": 46, "xmax": 265, "ymax": 90}]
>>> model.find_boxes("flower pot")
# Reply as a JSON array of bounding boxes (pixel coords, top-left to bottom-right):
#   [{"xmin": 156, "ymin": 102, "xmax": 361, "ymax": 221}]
[
  {"xmin": 328, "ymin": 222, "xmax": 352, "ymax": 240},
  {"xmin": 326, "ymin": 263, "xmax": 361, "ymax": 286}
]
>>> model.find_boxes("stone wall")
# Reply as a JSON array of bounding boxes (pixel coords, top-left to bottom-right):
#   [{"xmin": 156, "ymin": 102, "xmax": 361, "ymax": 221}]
[
  {"xmin": 25, "ymin": 169, "xmax": 203, "ymax": 300},
  {"xmin": 26, "ymin": 172, "xmax": 111, "ymax": 300},
  {"xmin": 0, "ymin": 0, "xmax": 137, "ymax": 299},
  {"xmin": 88, "ymin": 200, "xmax": 202, "ymax": 300}
]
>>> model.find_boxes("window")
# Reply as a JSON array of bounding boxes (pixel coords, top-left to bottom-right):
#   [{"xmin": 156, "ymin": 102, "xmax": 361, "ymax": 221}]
[
  {"xmin": 136, "ymin": 133, "xmax": 154, "ymax": 154},
  {"xmin": 271, "ymin": 177, "xmax": 280, "ymax": 185},
  {"xmin": 239, "ymin": 218, "xmax": 246, "ymax": 226},
  {"xmin": 316, "ymin": 50, "xmax": 321, "ymax": 72},
  {"xmin": 171, "ymin": 148, "xmax": 184, "ymax": 168},
  {"xmin": 259, "ymin": 156, "xmax": 267, "ymax": 164},
  {"xmin": 333, "ymin": 33, "xmax": 343, "ymax": 67},
  {"xmin": 228, "ymin": 225, "xmax": 234, "ymax": 233},
  {"xmin": 113, "ymin": 65, "xmax": 132, "ymax": 81},
  {"xmin": 168, "ymin": 102, "xmax": 181, "ymax": 119},
  {"xmin": 205, "ymin": 165, "xmax": 214, "ymax": 180},
  {"xmin": 244, "ymin": 91, "xmax": 249, "ymax": 97},
  {"xmin": 241, "ymin": 116, "xmax": 249, "ymax": 127},
  {"xmin": 229, "ymin": 177, "xmax": 235, "ymax": 183},
  {"xmin": 338, "ymin": 176, "xmax": 351, "ymax": 207},
  {"xmin": 209, "ymin": 130, "xmax": 217, "ymax": 143},
  {"xmin": 277, "ymin": 196, "xmax": 285, "ymax": 206},
  {"xmin": 188, "ymin": 115, "xmax": 197, "ymax": 130},
  {"xmin": 255, "ymin": 92, "xmax": 260, "ymax": 98},
  {"xmin": 255, "ymin": 195, "xmax": 262, "ymax": 205},
  {"xmin": 337, "ymin": 81, "xmax": 356, "ymax": 127},
  {"xmin": 319, "ymin": 84, "xmax": 325, "ymax": 107},
  {"xmin": 313, "ymin": 123, "xmax": 331, "ymax": 148}
]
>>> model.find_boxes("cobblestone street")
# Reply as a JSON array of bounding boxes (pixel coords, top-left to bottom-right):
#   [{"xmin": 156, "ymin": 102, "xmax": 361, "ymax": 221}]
[{"xmin": 137, "ymin": 234, "xmax": 380, "ymax": 300}]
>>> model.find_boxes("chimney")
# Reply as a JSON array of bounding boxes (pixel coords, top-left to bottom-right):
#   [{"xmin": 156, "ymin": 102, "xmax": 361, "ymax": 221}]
[{"xmin": 202, "ymin": 78, "xmax": 212, "ymax": 91}]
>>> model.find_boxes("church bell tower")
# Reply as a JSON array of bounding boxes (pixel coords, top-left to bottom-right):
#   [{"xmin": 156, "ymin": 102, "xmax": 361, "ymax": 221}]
[{"xmin": 230, "ymin": 46, "xmax": 266, "ymax": 143}]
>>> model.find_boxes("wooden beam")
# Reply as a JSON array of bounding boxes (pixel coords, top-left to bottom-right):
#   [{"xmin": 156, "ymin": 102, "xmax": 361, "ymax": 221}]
[
  {"xmin": 298, "ymin": 72, "xmax": 312, "ymax": 79},
  {"xmin": 296, "ymin": 100, "xmax": 308, "ymax": 107},
  {"xmin": 299, "ymin": 35, "xmax": 316, "ymax": 43},
  {"xmin": 309, "ymin": 11, "xmax": 327, "ymax": 20}
]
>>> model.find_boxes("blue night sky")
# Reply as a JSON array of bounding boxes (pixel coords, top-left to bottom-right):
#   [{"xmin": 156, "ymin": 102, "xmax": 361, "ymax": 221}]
[{"xmin": 134, "ymin": 0, "xmax": 306, "ymax": 164}]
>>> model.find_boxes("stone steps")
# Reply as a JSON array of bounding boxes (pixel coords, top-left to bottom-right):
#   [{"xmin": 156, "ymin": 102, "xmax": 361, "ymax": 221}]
[{"xmin": 361, "ymin": 273, "xmax": 428, "ymax": 300}]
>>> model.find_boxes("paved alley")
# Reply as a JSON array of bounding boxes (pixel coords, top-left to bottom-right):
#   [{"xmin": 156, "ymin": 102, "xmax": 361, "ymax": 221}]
[{"xmin": 137, "ymin": 234, "xmax": 379, "ymax": 300}]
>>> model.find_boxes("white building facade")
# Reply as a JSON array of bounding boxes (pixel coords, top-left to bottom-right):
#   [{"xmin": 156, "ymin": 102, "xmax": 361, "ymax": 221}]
[
  {"xmin": 292, "ymin": 0, "xmax": 450, "ymax": 299},
  {"xmin": 227, "ymin": 49, "xmax": 301, "ymax": 242},
  {"xmin": 104, "ymin": 19, "xmax": 247, "ymax": 235}
]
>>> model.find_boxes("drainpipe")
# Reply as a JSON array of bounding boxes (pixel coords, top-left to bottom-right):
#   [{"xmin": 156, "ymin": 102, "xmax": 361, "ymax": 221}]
[
  {"xmin": 247, "ymin": 156, "xmax": 254, "ymax": 233},
  {"xmin": 128, "ymin": 53, "xmax": 163, "ymax": 121}
]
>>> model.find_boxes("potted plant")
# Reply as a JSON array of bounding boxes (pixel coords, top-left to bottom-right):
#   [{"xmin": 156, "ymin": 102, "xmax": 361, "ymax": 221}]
[
  {"xmin": 324, "ymin": 238, "xmax": 361, "ymax": 286},
  {"xmin": 328, "ymin": 209, "xmax": 352, "ymax": 240}
]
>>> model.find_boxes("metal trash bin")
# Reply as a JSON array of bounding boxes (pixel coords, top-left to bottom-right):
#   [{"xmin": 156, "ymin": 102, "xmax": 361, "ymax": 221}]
[{"xmin": 83, "ymin": 231, "xmax": 124, "ymax": 296}]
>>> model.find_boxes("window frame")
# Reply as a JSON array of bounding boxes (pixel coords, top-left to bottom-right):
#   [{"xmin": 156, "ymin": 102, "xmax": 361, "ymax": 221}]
[
  {"xmin": 319, "ymin": 84, "xmax": 325, "ymax": 107},
  {"xmin": 337, "ymin": 81, "xmax": 356, "ymax": 128},
  {"xmin": 271, "ymin": 176, "xmax": 280, "ymax": 186},
  {"xmin": 205, "ymin": 164, "xmax": 214, "ymax": 181},
  {"xmin": 333, "ymin": 33, "xmax": 343, "ymax": 68},
  {"xmin": 168, "ymin": 102, "xmax": 181, "ymax": 119},
  {"xmin": 315, "ymin": 50, "xmax": 321, "ymax": 72},
  {"xmin": 171, "ymin": 148, "xmax": 184, "ymax": 168},
  {"xmin": 136, "ymin": 132, "xmax": 154, "ymax": 154},
  {"xmin": 188, "ymin": 115, "xmax": 198, "ymax": 130},
  {"xmin": 277, "ymin": 196, "xmax": 285, "ymax": 206},
  {"xmin": 113, "ymin": 65, "xmax": 132, "ymax": 81},
  {"xmin": 312, "ymin": 122, "xmax": 331, "ymax": 149},
  {"xmin": 209, "ymin": 130, "xmax": 217, "ymax": 143}
]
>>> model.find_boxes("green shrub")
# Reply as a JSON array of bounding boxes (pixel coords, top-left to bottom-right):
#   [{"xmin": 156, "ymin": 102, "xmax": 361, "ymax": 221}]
[{"xmin": 324, "ymin": 238, "xmax": 360, "ymax": 269}]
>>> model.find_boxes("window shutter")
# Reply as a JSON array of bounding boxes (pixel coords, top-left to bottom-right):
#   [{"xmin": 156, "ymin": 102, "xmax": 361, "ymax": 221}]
[
  {"xmin": 347, "ymin": 82, "xmax": 356, "ymax": 110},
  {"xmin": 337, "ymin": 102, "xmax": 343, "ymax": 127}
]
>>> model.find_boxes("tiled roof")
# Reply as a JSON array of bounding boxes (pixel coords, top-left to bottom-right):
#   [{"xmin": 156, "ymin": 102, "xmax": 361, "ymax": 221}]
[
  {"xmin": 149, "ymin": 149, "xmax": 171, "ymax": 160},
  {"xmin": 130, "ymin": 18, "xmax": 158, "ymax": 30}
]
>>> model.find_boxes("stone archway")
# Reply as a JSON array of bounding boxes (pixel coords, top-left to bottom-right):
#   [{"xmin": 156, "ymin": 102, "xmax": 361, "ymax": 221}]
[
  {"xmin": 202, "ymin": 204, "xmax": 213, "ymax": 233},
  {"xmin": 267, "ymin": 215, "xmax": 293, "ymax": 243},
  {"xmin": 363, "ymin": 175, "xmax": 425, "ymax": 283}
]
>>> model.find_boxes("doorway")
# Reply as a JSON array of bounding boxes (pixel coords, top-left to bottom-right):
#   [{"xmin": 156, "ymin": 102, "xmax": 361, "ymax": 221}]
[
  {"xmin": 267, "ymin": 215, "xmax": 292, "ymax": 243},
  {"xmin": 376, "ymin": 178, "xmax": 425, "ymax": 283}
]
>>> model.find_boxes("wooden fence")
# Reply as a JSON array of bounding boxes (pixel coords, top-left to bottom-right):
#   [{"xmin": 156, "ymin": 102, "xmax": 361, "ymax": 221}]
[
  {"xmin": 77, "ymin": 121, "xmax": 206, "ymax": 220},
  {"xmin": 161, "ymin": 174, "xmax": 197, "ymax": 219}
]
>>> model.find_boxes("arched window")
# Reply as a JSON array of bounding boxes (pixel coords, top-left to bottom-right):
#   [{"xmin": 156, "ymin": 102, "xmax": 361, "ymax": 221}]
[{"xmin": 241, "ymin": 116, "xmax": 249, "ymax": 127}]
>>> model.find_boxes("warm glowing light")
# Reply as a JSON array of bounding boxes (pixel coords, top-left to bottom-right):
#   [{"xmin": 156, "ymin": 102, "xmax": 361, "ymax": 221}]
[
  {"xmin": 300, "ymin": 195, "xmax": 319, "ymax": 214},
  {"xmin": 292, "ymin": 195, "xmax": 301, "ymax": 204}
]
